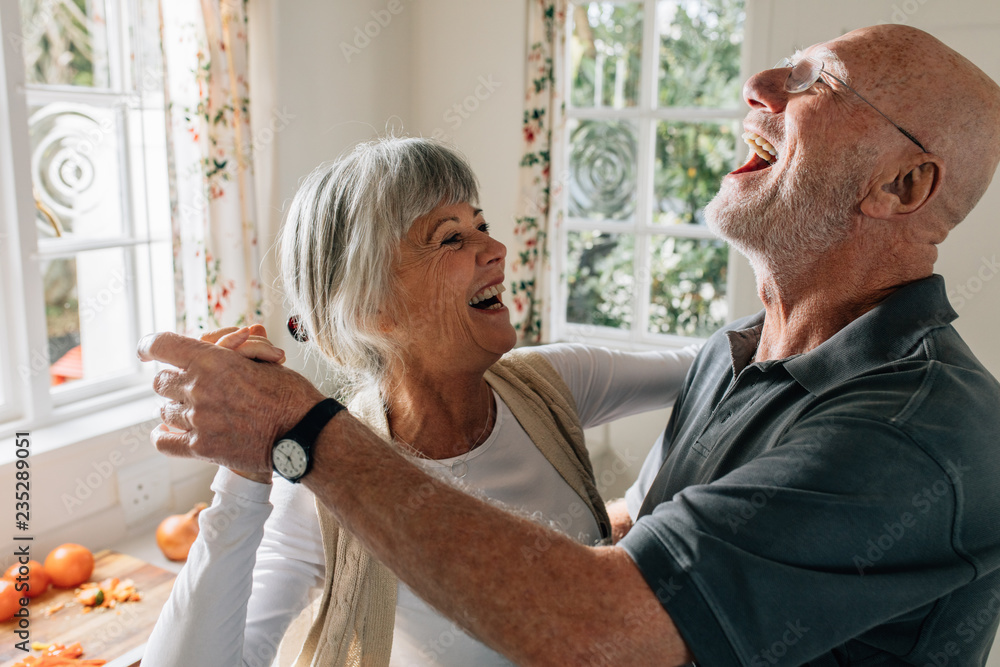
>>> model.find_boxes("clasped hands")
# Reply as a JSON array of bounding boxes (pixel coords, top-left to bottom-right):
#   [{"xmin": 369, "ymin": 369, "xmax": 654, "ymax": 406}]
[{"xmin": 137, "ymin": 324, "xmax": 326, "ymax": 483}]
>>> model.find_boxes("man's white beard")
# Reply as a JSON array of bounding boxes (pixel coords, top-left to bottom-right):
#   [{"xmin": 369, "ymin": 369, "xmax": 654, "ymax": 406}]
[{"xmin": 706, "ymin": 147, "xmax": 874, "ymax": 277}]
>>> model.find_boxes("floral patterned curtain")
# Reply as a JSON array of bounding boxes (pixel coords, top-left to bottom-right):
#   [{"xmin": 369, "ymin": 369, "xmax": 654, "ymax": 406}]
[
  {"xmin": 509, "ymin": 0, "xmax": 567, "ymax": 344},
  {"xmin": 160, "ymin": 0, "xmax": 262, "ymax": 334}
]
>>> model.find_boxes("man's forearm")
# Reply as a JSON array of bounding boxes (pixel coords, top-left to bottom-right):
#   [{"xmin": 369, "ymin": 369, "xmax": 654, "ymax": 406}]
[{"xmin": 304, "ymin": 411, "xmax": 692, "ymax": 665}]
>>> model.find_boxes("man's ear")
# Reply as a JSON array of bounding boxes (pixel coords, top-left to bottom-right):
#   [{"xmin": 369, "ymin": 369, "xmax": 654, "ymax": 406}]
[{"xmin": 861, "ymin": 157, "xmax": 943, "ymax": 220}]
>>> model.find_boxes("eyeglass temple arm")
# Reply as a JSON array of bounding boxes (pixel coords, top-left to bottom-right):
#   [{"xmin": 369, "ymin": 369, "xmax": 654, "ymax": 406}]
[{"xmin": 820, "ymin": 70, "xmax": 928, "ymax": 153}]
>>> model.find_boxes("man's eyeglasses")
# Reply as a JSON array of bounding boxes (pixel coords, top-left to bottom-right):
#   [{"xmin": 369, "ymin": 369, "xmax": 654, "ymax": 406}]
[{"xmin": 774, "ymin": 56, "xmax": 928, "ymax": 154}]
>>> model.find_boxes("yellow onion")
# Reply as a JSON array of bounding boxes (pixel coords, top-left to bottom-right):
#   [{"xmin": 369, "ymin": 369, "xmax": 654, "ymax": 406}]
[{"xmin": 156, "ymin": 502, "xmax": 208, "ymax": 561}]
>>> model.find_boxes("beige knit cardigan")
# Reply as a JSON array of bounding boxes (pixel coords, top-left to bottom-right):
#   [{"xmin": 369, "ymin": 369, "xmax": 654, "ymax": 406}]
[{"xmin": 291, "ymin": 350, "xmax": 612, "ymax": 666}]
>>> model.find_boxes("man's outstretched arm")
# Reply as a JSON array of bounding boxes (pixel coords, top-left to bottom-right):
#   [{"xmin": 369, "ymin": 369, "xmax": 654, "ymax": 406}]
[{"xmin": 139, "ymin": 331, "xmax": 693, "ymax": 665}]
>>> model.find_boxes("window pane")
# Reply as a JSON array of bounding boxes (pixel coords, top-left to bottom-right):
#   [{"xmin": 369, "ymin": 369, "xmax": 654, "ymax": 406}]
[
  {"xmin": 570, "ymin": 2, "xmax": 643, "ymax": 109},
  {"xmin": 569, "ymin": 119, "xmax": 639, "ymax": 222},
  {"xmin": 43, "ymin": 248, "xmax": 137, "ymax": 387},
  {"xmin": 649, "ymin": 236, "xmax": 728, "ymax": 337},
  {"xmin": 653, "ymin": 120, "xmax": 740, "ymax": 225},
  {"xmin": 29, "ymin": 102, "xmax": 124, "ymax": 238},
  {"xmin": 567, "ymin": 231, "xmax": 634, "ymax": 330},
  {"xmin": 133, "ymin": 0, "xmax": 164, "ymax": 95},
  {"xmin": 20, "ymin": 0, "xmax": 112, "ymax": 87},
  {"xmin": 44, "ymin": 256, "xmax": 81, "ymax": 385},
  {"xmin": 657, "ymin": 0, "xmax": 745, "ymax": 108}
]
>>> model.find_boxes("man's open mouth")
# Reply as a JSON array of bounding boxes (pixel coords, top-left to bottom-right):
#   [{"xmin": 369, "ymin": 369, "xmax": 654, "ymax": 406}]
[
  {"xmin": 468, "ymin": 283, "xmax": 506, "ymax": 311},
  {"xmin": 731, "ymin": 130, "xmax": 778, "ymax": 175}
]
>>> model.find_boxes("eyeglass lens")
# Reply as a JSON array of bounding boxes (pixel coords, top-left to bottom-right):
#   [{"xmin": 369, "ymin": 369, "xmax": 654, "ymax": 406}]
[{"xmin": 775, "ymin": 57, "xmax": 822, "ymax": 94}]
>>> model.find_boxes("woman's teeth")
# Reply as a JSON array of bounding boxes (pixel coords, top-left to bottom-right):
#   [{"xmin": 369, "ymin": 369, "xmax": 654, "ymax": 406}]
[
  {"xmin": 468, "ymin": 283, "xmax": 506, "ymax": 307},
  {"xmin": 743, "ymin": 131, "xmax": 777, "ymax": 164}
]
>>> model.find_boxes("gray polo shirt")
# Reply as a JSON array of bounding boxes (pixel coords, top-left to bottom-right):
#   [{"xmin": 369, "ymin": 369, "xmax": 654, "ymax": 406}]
[{"xmin": 621, "ymin": 275, "xmax": 1000, "ymax": 666}]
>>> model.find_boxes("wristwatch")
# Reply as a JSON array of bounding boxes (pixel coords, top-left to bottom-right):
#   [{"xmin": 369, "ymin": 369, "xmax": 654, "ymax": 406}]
[{"xmin": 272, "ymin": 398, "xmax": 345, "ymax": 482}]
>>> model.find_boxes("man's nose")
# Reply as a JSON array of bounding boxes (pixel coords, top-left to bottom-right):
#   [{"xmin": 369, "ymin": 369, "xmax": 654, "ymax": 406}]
[{"xmin": 743, "ymin": 68, "xmax": 790, "ymax": 114}]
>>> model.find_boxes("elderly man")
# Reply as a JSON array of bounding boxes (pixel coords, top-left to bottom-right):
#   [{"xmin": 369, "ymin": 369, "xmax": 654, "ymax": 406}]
[{"xmin": 142, "ymin": 24, "xmax": 1000, "ymax": 665}]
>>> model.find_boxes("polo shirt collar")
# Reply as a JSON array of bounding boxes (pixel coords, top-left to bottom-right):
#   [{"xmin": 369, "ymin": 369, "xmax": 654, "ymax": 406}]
[{"xmin": 725, "ymin": 275, "xmax": 957, "ymax": 395}]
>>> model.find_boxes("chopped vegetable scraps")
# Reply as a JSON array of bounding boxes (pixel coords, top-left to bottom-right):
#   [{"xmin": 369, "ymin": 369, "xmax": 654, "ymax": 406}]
[
  {"xmin": 73, "ymin": 577, "xmax": 141, "ymax": 610},
  {"xmin": 10, "ymin": 642, "xmax": 106, "ymax": 666},
  {"xmin": 41, "ymin": 601, "xmax": 65, "ymax": 617}
]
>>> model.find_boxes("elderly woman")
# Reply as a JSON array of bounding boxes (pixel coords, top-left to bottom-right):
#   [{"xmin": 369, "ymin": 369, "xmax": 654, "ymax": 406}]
[{"xmin": 143, "ymin": 137, "xmax": 697, "ymax": 666}]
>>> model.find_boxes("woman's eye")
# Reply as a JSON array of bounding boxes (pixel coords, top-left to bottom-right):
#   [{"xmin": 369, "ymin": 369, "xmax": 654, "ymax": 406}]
[
  {"xmin": 442, "ymin": 233, "xmax": 462, "ymax": 245},
  {"xmin": 478, "ymin": 222, "xmax": 490, "ymax": 235}
]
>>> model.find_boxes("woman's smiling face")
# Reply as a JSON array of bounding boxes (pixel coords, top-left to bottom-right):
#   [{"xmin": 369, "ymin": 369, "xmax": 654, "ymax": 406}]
[{"xmin": 387, "ymin": 201, "xmax": 517, "ymax": 374}]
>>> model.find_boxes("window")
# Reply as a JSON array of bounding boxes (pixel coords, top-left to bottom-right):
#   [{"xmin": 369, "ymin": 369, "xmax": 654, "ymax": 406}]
[
  {"xmin": 0, "ymin": 0, "xmax": 173, "ymax": 430},
  {"xmin": 555, "ymin": 0, "xmax": 746, "ymax": 345}
]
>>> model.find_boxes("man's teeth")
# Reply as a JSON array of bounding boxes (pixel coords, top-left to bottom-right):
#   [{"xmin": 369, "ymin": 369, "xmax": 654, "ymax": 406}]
[
  {"xmin": 743, "ymin": 131, "xmax": 777, "ymax": 164},
  {"xmin": 468, "ymin": 283, "xmax": 506, "ymax": 306}
]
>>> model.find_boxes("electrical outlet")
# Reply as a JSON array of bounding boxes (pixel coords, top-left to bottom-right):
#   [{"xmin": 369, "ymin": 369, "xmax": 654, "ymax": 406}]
[{"xmin": 117, "ymin": 458, "xmax": 171, "ymax": 527}]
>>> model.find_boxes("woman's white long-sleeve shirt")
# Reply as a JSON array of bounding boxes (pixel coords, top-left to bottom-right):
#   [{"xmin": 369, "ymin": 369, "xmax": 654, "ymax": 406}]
[{"xmin": 142, "ymin": 343, "xmax": 698, "ymax": 667}]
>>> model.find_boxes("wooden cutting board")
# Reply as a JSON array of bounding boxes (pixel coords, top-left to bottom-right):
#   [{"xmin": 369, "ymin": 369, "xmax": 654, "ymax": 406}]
[{"xmin": 0, "ymin": 550, "xmax": 176, "ymax": 666}]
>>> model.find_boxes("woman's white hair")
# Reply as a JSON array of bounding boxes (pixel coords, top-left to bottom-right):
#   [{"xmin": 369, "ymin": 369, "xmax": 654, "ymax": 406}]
[{"xmin": 279, "ymin": 137, "xmax": 479, "ymax": 393}]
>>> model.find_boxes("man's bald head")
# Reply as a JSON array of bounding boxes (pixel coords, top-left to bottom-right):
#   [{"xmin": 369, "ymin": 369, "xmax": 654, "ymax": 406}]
[{"xmin": 831, "ymin": 25, "xmax": 1000, "ymax": 228}]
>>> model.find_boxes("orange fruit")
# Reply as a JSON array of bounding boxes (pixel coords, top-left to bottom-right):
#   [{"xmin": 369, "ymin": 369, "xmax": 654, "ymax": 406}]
[
  {"xmin": 0, "ymin": 579, "xmax": 20, "ymax": 622},
  {"xmin": 43, "ymin": 544, "xmax": 94, "ymax": 589},
  {"xmin": 2, "ymin": 560, "xmax": 50, "ymax": 598}
]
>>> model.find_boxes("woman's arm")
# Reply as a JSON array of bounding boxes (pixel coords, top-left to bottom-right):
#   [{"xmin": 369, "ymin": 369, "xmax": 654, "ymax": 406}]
[
  {"xmin": 531, "ymin": 343, "xmax": 700, "ymax": 428},
  {"xmin": 142, "ymin": 469, "xmax": 324, "ymax": 666}
]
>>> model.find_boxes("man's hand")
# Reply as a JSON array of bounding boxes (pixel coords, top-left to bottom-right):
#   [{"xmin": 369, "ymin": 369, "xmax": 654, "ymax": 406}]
[
  {"xmin": 196, "ymin": 325, "xmax": 289, "ymax": 484},
  {"xmin": 137, "ymin": 330, "xmax": 324, "ymax": 473},
  {"xmin": 606, "ymin": 498, "xmax": 634, "ymax": 544}
]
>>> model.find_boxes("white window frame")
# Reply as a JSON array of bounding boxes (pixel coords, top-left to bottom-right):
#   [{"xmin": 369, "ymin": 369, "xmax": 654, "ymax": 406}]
[
  {"xmin": 0, "ymin": 0, "xmax": 172, "ymax": 438},
  {"xmin": 552, "ymin": 0, "xmax": 749, "ymax": 350}
]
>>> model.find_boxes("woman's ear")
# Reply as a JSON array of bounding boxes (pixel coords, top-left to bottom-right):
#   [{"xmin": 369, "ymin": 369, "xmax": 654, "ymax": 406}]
[{"xmin": 861, "ymin": 157, "xmax": 943, "ymax": 220}]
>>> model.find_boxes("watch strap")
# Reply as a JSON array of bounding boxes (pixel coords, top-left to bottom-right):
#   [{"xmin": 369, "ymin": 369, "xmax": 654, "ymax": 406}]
[{"xmin": 275, "ymin": 397, "xmax": 345, "ymax": 481}]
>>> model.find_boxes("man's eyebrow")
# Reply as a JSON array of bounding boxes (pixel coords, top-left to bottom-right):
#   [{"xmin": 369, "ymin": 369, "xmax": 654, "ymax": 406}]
[{"xmin": 793, "ymin": 46, "xmax": 851, "ymax": 81}]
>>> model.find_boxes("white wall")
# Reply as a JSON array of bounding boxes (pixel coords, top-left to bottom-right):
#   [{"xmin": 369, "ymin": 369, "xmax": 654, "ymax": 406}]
[
  {"xmin": 407, "ymin": 0, "xmax": 526, "ymax": 256},
  {"xmin": 251, "ymin": 0, "xmax": 416, "ymax": 380}
]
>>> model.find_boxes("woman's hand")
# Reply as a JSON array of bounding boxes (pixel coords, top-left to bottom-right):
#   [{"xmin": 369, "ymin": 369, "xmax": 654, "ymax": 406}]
[
  {"xmin": 201, "ymin": 325, "xmax": 285, "ymax": 484},
  {"xmin": 200, "ymin": 324, "xmax": 286, "ymax": 365}
]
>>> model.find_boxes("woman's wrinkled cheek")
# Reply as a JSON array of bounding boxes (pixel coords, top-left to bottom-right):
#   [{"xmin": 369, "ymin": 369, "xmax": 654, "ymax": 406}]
[{"xmin": 397, "ymin": 258, "xmax": 466, "ymax": 329}]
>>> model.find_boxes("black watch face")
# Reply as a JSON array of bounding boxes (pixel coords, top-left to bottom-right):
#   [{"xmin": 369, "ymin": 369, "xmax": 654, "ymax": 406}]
[{"xmin": 273, "ymin": 438, "xmax": 308, "ymax": 480}]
